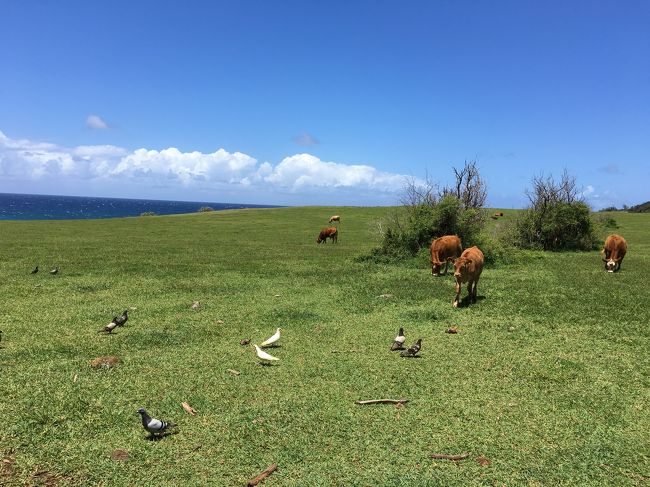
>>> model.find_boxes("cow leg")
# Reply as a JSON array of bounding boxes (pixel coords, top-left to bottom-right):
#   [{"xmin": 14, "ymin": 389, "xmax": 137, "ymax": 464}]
[
  {"xmin": 442, "ymin": 260, "xmax": 449, "ymax": 275},
  {"xmin": 453, "ymin": 281, "xmax": 461, "ymax": 308},
  {"xmin": 470, "ymin": 279, "xmax": 479, "ymax": 303},
  {"xmin": 466, "ymin": 282, "xmax": 474, "ymax": 303}
]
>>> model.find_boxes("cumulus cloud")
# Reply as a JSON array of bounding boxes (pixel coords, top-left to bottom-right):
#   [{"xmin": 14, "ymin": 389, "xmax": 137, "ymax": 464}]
[
  {"xmin": 261, "ymin": 153, "xmax": 407, "ymax": 192},
  {"xmin": 86, "ymin": 115, "xmax": 109, "ymax": 130},
  {"xmin": 0, "ymin": 130, "xmax": 412, "ymax": 198},
  {"xmin": 292, "ymin": 133, "xmax": 319, "ymax": 146}
]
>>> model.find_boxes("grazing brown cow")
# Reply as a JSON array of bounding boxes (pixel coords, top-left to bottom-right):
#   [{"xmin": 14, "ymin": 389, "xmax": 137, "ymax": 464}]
[
  {"xmin": 316, "ymin": 227, "xmax": 338, "ymax": 244},
  {"xmin": 452, "ymin": 246, "xmax": 484, "ymax": 308},
  {"xmin": 602, "ymin": 234, "xmax": 627, "ymax": 272},
  {"xmin": 329, "ymin": 215, "xmax": 341, "ymax": 223},
  {"xmin": 430, "ymin": 235, "xmax": 462, "ymax": 276}
]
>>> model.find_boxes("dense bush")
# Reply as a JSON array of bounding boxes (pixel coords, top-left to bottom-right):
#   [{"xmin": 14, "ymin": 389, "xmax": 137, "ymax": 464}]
[
  {"xmin": 514, "ymin": 201, "xmax": 598, "ymax": 250},
  {"xmin": 510, "ymin": 172, "xmax": 599, "ymax": 251}
]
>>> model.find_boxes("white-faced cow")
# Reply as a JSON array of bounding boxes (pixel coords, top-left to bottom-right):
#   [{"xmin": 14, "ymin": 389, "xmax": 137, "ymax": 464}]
[
  {"xmin": 602, "ymin": 234, "xmax": 627, "ymax": 272},
  {"xmin": 452, "ymin": 246, "xmax": 484, "ymax": 308}
]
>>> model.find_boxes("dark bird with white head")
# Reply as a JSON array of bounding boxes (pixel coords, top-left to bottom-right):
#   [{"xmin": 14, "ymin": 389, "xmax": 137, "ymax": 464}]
[
  {"xmin": 137, "ymin": 408, "xmax": 177, "ymax": 436},
  {"xmin": 390, "ymin": 327, "xmax": 406, "ymax": 351}
]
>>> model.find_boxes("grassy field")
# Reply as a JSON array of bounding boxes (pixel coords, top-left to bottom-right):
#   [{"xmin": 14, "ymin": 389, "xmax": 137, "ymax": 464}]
[{"xmin": 0, "ymin": 207, "xmax": 648, "ymax": 486}]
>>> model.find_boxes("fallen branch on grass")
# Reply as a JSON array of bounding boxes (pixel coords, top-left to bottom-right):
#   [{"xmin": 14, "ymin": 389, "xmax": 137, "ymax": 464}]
[
  {"xmin": 247, "ymin": 464, "xmax": 277, "ymax": 486},
  {"xmin": 431, "ymin": 452, "xmax": 470, "ymax": 461},
  {"xmin": 355, "ymin": 398, "xmax": 409, "ymax": 405}
]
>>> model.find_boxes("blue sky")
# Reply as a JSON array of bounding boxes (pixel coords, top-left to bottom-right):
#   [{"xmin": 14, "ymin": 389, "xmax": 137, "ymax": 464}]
[{"xmin": 1, "ymin": 1, "xmax": 648, "ymax": 208}]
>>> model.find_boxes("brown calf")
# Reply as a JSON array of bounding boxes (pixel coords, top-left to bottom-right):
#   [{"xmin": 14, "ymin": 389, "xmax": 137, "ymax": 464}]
[
  {"xmin": 316, "ymin": 227, "xmax": 338, "ymax": 244},
  {"xmin": 430, "ymin": 235, "xmax": 462, "ymax": 276},
  {"xmin": 452, "ymin": 246, "xmax": 484, "ymax": 308},
  {"xmin": 602, "ymin": 234, "xmax": 627, "ymax": 272}
]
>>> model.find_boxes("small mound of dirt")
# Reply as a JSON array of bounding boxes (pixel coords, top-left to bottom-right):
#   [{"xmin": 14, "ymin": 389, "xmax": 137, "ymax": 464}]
[
  {"xmin": 90, "ymin": 356, "xmax": 120, "ymax": 369},
  {"xmin": 110, "ymin": 449, "xmax": 130, "ymax": 462}
]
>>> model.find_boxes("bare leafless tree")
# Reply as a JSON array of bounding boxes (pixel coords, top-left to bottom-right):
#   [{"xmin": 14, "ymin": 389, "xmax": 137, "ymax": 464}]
[
  {"xmin": 401, "ymin": 161, "xmax": 487, "ymax": 210},
  {"xmin": 526, "ymin": 170, "xmax": 581, "ymax": 211},
  {"xmin": 441, "ymin": 160, "xmax": 487, "ymax": 210},
  {"xmin": 400, "ymin": 172, "xmax": 439, "ymax": 208}
]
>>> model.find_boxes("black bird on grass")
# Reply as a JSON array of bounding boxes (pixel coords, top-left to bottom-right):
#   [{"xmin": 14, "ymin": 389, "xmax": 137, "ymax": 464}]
[
  {"xmin": 31, "ymin": 266, "xmax": 39, "ymax": 274},
  {"xmin": 113, "ymin": 310, "xmax": 128, "ymax": 327},
  {"xmin": 0, "ymin": 330, "xmax": 3, "ymax": 343},
  {"xmin": 400, "ymin": 338, "xmax": 422, "ymax": 357},
  {"xmin": 390, "ymin": 327, "xmax": 406, "ymax": 351},
  {"xmin": 137, "ymin": 408, "xmax": 177, "ymax": 436},
  {"xmin": 50, "ymin": 266, "xmax": 59, "ymax": 275}
]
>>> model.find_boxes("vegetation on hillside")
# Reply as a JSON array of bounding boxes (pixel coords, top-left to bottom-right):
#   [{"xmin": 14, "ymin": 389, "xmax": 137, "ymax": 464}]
[
  {"xmin": 628, "ymin": 200, "xmax": 650, "ymax": 213},
  {"xmin": 0, "ymin": 207, "xmax": 648, "ymax": 485}
]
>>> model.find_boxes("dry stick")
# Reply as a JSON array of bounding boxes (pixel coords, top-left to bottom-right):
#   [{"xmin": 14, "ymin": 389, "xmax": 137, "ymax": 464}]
[
  {"xmin": 431, "ymin": 452, "xmax": 470, "ymax": 461},
  {"xmin": 331, "ymin": 349, "xmax": 361, "ymax": 354},
  {"xmin": 247, "ymin": 464, "xmax": 278, "ymax": 486},
  {"xmin": 355, "ymin": 398, "xmax": 409, "ymax": 405}
]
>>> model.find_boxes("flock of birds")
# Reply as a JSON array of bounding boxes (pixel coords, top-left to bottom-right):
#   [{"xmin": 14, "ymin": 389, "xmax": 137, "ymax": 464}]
[
  {"xmin": 20, "ymin": 264, "xmax": 423, "ymax": 439},
  {"xmin": 130, "ymin": 326, "xmax": 423, "ymax": 438},
  {"xmin": 391, "ymin": 327, "xmax": 422, "ymax": 357}
]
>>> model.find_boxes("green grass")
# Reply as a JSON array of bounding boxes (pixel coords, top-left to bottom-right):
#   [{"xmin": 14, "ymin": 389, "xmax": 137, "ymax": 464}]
[{"xmin": 0, "ymin": 207, "xmax": 648, "ymax": 486}]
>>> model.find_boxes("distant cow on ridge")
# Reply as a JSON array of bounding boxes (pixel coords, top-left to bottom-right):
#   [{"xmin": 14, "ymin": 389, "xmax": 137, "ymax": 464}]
[
  {"xmin": 452, "ymin": 246, "xmax": 484, "ymax": 308},
  {"xmin": 329, "ymin": 215, "xmax": 341, "ymax": 223},
  {"xmin": 430, "ymin": 235, "xmax": 462, "ymax": 276},
  {"xmin": 317, "ymin": 227, "xmax": 338, "ymax": 244},
  {"xmin": 602, "ymin": 234, "xmax": 627, "ymax": 272}
]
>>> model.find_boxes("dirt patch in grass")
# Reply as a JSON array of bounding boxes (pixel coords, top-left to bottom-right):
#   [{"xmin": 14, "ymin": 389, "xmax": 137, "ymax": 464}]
[
  {"xmin": 90, "ymin": 356, "xmax": 120, "ymax": 368},
  {"xmin": 110, "ymin": 449, "xmax": 131, "ymax": 462}
]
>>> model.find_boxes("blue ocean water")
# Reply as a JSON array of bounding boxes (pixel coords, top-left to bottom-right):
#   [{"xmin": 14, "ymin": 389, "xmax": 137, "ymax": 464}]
[{"xmin": 0, "ymin": 193, "xmax": 279, "ymax": 220}]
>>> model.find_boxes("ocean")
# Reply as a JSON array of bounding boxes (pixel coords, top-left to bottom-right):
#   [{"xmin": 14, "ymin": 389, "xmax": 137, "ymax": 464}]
[{"xmin": 0, "ymin": 193, "xmax": 279, "ymax": 220}]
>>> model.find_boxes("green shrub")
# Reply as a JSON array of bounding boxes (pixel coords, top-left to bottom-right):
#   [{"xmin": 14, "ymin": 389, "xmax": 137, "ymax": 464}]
[{"xmin": 514, "ymin": 201, "xmax": 598, "ymax": 251}]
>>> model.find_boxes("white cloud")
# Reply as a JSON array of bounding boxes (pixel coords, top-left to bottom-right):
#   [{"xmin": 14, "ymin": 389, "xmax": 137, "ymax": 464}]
[
  {"xmin": 581, "ymin": 185, "xmax": 595, "ymax": 198},
  {"xmin": 261, "ymin": 153, "xmax": 407, "ymax": 192},
  {"xmin": 111, "ymin": 147, "xmax": 258, "ymax": 186},
  {"xmin": 86, "ymin": 115, "xmax": 109, "ymax": 130},
  {"xmin": 0, "ymin": 130, "xmax": 412, "ymax": 200}
]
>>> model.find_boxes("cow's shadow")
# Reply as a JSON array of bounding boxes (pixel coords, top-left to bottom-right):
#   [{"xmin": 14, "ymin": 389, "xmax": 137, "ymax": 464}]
[{"xmin": 457, "ymin": 295, "xmax": 486, "ymax": 307}]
